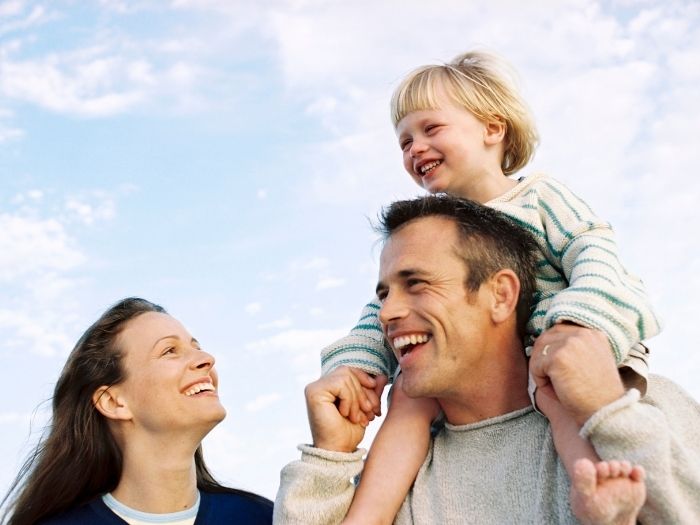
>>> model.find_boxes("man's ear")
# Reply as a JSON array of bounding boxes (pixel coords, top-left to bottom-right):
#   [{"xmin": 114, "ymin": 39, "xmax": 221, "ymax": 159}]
[
  {"xmin": 484, "ymin": 118, "xmax": 506, "ymax": 146},
  {"xmin": 93, "ymin": 385, "xmax": 132, "ymax": 421},
  {"xmin": 489, "ymin": 269, "xmax": 520, "ymax": 324}
]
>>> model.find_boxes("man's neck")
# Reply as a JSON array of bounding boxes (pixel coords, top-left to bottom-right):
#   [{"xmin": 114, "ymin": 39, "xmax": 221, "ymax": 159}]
[{"xmin": 438, "ymin": 339, "xmax": 531, "ymax": 426}]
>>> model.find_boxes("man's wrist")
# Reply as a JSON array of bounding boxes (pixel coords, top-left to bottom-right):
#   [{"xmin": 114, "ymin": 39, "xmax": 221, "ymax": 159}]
[
  {"xmin": 299, "ymin": 443, "xmax": 366, "ymax": 462},
  {"xmin": 312, "ymin": 438, "xmax": 360, "ymax": 453}
]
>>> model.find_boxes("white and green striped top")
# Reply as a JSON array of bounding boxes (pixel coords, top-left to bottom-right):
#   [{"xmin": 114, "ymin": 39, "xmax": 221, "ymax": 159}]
[{"xmin": 320, "ymin": 172, "xmax": 662, "ymax": 378}]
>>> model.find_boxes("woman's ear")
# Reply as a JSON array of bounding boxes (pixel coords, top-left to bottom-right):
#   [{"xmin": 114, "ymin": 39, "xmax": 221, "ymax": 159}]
[
  {"xmin": 489, "ymin": 269, "xmax": 520, "ymax": 324},
  {"xmin": 484, "ymin": 118, "xmax": 506, "ymax": 146},
  {"xmin": 93, "ymin": 385, "xmax": 132, "ymax": 421}
]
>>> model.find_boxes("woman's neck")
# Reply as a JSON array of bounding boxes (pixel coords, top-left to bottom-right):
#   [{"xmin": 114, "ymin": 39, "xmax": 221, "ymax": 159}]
[{"xmin": 111, "ymin": 433, "xmax": 200, "ymax": 513}]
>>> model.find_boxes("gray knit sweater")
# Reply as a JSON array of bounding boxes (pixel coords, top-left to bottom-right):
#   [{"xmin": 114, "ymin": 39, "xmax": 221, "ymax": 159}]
[{"xmin": 274, "ymin": 376, "xmax": 700, "ymax": 524}]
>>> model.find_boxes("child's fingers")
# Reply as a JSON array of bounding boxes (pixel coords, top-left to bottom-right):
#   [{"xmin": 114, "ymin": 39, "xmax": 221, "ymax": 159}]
[
  {"xmin": 349, "ymin": 368, "xmax": 377, "ymax": 389},
  {"xmin": 373, "ymin": 374, "xmax": 389, "ymax": 397},
  {"xmin": 362, "ymin": 385, "xmax": 382, "ymax": 416}
]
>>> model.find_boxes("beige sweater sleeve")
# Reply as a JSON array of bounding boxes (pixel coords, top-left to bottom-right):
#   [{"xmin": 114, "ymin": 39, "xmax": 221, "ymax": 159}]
[
  {"xmin": 582, "ymin": 375, "xmax": 700, "ymax": 524},
  {"xmin": 273, "ymin": 445, "xmax": 364, "ymax": 525}
]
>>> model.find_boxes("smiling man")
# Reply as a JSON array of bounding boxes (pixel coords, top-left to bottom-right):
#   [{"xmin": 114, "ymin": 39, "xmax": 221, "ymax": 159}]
[{"xmin": 274, "ymin": 195, "xmax": 700, "ymax": 524}]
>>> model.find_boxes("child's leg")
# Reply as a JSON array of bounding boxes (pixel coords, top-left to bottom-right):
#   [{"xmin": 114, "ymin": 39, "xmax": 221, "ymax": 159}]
[
  {"xmin": 535, "ymin": 384, "xmax": 646, "ymax": 525},
  {"xmin": 570, "ymin": 458, "xmax": 646, "ymax": 525},
  {"xmin": 342, "ymin": 375, "xmax": 440, "ymax": 525}
]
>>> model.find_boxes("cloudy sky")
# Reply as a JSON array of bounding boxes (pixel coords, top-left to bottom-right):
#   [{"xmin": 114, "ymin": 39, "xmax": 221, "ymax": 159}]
[{"xmin": 1, "ymin": 0, "xmax": 698, "ymax": 502}]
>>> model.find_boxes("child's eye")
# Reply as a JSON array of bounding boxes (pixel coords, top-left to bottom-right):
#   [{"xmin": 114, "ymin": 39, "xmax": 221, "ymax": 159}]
[
  {"xmin": 400, "ymin": 139, "xmax": 412, "ymax": 151},
  {"xmin": 425, "ymin": 124, "xmax": 440, "ymax": 134}
]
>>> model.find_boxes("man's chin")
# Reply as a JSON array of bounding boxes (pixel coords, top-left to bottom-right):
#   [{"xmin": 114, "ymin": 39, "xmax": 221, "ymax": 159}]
[{"xmin": 402, "ymin": 378, "xmax": 433, "ymax": 399}]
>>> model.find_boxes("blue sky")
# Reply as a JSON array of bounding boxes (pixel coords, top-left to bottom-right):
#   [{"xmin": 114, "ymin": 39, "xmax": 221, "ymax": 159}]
[{"xmin": 1, "ymin": 0, "xmax": 699, "ymax": 501}]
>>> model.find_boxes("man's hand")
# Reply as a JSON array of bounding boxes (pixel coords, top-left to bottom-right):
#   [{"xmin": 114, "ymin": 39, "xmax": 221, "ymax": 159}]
[
  {"xmin": 530, "ymin": 323, "xmax": 625, "ymax": 426},
  {"xmin": 305, "ymin": 367, "xmax": 387, "ymax": 453}
]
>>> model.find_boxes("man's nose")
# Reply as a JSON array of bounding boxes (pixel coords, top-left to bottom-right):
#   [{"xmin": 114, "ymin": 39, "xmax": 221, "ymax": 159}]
[{"xmin": 378, "ymin": 291, "xmax": 409, "ymax": 326}]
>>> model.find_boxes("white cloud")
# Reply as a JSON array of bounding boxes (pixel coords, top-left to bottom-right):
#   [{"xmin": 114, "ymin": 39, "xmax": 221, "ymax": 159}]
[
  {"xmin": 256, "ymin": 317, "xmax": 293, "ymax": 330},
  {"xmin": 244, "ymin": 392, "xmax": 282, "ymax": 413},
  {"xmin": 0, "ymin": 52, "xmax": 148, "ymax": 117},
  {"xmin": 64, "ymin": 191, "xmax": 116, "ymax": 225},
  {"xmin": 0, "ymin": 308, "xmax": 77, "ymax": 356},
  {"xmin": 315, "ymin": 276, "xmax": 345, "ymax": 290},
  {"xmin": 246, "ymin": 327, "xmax": 346, "ymax": 372},
  {"xmin": 245, "ymin": 302, "xmax": 262, "ymax": 315},
  {"xmin": 0, "ymin": 190, "xmax": 113, "ymax": 357},
  {"xmin": 0, "ymin": 213, "xmax": 84, "ymax": 281}
]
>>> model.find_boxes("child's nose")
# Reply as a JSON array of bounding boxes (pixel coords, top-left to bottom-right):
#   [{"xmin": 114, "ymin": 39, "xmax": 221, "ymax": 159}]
[{"xmin": 409, "ymin": 138, "xmax": 428, "ymax": 157}]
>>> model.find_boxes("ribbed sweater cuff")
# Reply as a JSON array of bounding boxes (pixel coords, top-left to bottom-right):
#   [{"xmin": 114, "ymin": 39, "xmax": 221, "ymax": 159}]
[
  {"xmin": 298, "ymin": 444, "xmax": 366, "ymax": 463},
  {"xmin": 579, "ymin": 388, "xmax": 641, "ymax": 439}
]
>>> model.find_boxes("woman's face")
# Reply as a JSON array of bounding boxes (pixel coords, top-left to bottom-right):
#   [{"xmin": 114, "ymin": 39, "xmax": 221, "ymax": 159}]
[{"xmin": 116, "ymin": 311, "xmax": 226, "ymax": 435}]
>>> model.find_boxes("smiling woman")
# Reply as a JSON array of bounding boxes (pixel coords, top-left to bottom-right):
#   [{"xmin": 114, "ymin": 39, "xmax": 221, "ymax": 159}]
[{"xmin": 0, "ymin": 298, "xmax": 272, "ymax": 525}]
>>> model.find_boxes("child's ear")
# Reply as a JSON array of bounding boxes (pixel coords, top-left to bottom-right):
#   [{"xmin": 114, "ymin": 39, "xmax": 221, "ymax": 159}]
[
  {"xmin": 489, "ymin": 269, "xmax": 520, "ymax": 323},
  {"xmin": 93, "ymin": 385, "xmax": 132, "ymax": 421},
  {"xmin": 484, "ymin": 118, "xmax": 506, "ymax": 145}
]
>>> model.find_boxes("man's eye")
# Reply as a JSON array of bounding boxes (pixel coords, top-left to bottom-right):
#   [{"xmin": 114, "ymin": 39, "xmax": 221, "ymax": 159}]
[{"xmin": 407, "ymin": 279, "xmax": 425, "ymax": 288}]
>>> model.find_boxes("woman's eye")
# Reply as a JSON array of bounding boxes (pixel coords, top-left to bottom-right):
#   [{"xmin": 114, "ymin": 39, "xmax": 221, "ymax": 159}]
[{"xmin": 162, "ymin": 347, "xmax": 176, "ymax": 356}]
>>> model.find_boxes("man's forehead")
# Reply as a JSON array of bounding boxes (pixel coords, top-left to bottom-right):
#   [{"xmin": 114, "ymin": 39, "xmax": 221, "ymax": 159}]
[{"xmin": 379, "ymin": 216, "xmax": 459, "ymax": 274}]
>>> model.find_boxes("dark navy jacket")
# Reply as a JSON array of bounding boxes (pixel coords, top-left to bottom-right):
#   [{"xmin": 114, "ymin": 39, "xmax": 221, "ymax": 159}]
[{"xmin": 39, "ymin": 490, "xmax": 273, "ymax": 524}]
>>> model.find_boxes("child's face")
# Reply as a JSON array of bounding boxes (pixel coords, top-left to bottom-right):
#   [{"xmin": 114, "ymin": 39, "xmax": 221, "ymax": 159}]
[{"xmin": 396, "ymin": 88, "xmax": 497, "ymax": 199}]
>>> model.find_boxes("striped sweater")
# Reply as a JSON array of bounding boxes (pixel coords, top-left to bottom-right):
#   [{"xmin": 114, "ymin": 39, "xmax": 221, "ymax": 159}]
[{"xmin": 321, "ymin": 172, "xmax": 662, "ymax": 378}]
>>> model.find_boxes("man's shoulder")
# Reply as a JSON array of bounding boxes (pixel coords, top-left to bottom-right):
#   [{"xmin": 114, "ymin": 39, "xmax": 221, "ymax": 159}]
[
  {"xmin": 200, "ymin": 489, "xmax": 273, "ymax": 524},
  {"xmin": 646, "ymin": 375, "xmax": 699, "ymax": 407}
]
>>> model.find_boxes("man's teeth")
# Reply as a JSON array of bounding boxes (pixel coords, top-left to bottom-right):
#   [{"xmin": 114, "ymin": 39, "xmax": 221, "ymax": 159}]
[
  {"xmin": 185, "ymin": 383, "xmax": 216, "ymax": 396},
  {"xmin": 420, "ymin": 160, "xmax": 441, "ymax": 174},
  {"xmin": 393, "ymin": 334, "xmax": 430, "ymax": 350}
]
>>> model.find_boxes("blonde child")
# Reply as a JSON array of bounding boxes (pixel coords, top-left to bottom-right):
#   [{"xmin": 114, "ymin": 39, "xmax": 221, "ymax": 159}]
[{"xmin": 321, "ymin": 51, "xmax": 659, "ymax": 524}]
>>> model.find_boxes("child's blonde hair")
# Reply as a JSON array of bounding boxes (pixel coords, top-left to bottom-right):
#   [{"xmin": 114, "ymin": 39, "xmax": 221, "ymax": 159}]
[{"xmin": 390, "ymin": 51, "xmax": 539, "ymax": 175}]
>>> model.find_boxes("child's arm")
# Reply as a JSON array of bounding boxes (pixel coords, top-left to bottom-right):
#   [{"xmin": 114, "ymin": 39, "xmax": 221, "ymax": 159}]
[
  {"xmin": 321, "ymin": 297, "xmax": 397, "ymax": 378},
  {"xmin": 343, "ymin": 375, "xmax": 441, "ymax": 525},
  {"xmin": 533, "ymin": 177, "xmax": 663, "ymax": 362}
]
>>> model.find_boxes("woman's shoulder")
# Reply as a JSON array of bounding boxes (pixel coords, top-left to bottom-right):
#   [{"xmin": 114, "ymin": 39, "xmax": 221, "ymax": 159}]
[
  {"xmin": 199, "ymin": 489, "xmax": 273, "ymax": 524},
  {"xmin": 37, "ymin": 497, "xmax": 124, "ymax": 524}
]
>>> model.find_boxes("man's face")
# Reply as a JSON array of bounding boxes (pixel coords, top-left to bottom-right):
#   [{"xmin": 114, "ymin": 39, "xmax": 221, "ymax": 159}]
[{"xmin": 376, "ymin": 216, "xmax": 494, "ymax": 400}]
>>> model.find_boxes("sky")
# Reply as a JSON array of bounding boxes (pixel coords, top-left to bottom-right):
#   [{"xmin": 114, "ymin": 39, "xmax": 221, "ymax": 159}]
[{"xmin": 1, "ymin": 0, "xmax": 699, "ymax": 503}]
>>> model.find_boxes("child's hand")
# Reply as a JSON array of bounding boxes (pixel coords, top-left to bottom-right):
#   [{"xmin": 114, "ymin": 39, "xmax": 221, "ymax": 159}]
[{"xmin": 531, "ymin": 323, "xmax": 625, "ymax": 425}]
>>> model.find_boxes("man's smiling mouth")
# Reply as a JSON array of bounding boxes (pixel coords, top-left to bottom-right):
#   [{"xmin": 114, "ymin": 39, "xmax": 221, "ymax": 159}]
[{"xmin": 393, "ymin": 333, "xmax": 431, "ymax": 356}]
